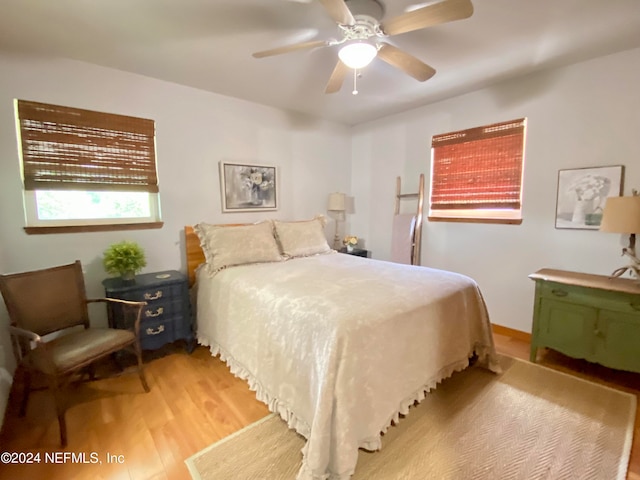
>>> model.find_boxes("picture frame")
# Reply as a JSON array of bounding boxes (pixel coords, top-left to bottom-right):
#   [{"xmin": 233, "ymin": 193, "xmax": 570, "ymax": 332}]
[
  {"xmin": 219, "ymin": 162, "xmax": 278, "ymax": 213},
  {"xmin": 555, "ymin": 165, "xmax": 624, "ymax": 230}
]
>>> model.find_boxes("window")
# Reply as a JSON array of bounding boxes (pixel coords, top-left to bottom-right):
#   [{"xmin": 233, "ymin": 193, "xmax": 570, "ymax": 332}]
[
  {"xmin": 429, "ymin": 118, "xmax": 526, "ymax": 224},
  {"xmin": 15, "ymin": 100, "xmax": 162, "ymax": 233}
]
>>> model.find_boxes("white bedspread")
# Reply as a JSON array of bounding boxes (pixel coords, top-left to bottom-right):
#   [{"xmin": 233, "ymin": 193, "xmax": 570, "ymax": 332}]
[{"xmin": 196, "ymin": 252, "xmax": 499, "ymax": 480}]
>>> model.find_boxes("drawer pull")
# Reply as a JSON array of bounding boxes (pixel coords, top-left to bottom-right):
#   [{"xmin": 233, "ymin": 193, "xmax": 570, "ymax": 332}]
[
  {"xmin": 551, "ymin": 289, "xmax": 568, "ymax": 297},
  {"xmin": 144, "ymin": 290, "xmax": 163, "ymax": 300},
  {"xmin": 594, "ymin": 329, "xmax": 605, "ymax": 338},
  {"xmin": 145, "ymin": 307, "xmax": 164, "ymax": 318},
  {"xmin": 145, "ymin": 325, "xmax": 165, "ymax": 336},
  {"xmin": 631, "ymin": 303, "xmax": 640, "ymax": 311}
]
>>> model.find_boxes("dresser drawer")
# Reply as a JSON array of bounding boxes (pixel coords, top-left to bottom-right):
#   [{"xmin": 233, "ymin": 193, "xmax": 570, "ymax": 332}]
[{"xmin": 540, "ymin": 282, "xmax": 640, "ymax": 315}]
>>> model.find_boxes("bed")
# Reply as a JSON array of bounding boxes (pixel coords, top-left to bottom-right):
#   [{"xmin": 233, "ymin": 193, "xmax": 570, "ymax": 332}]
[{"xmin": 186, "ymin": 219, "xmax": 499, "ymax": 480}]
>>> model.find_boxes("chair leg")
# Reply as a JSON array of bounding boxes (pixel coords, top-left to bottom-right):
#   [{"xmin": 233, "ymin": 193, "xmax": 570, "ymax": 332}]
[
  {"xmin": 48, "ymin": 376, "xmax": 68, "ymax": 448},
  {"xmin": 19, "ymin": 368, "xmax": 31, "ymax": 417},
  {"xmin": 134, "ymin": 343, "xmax": 150, "ymax": 393}
]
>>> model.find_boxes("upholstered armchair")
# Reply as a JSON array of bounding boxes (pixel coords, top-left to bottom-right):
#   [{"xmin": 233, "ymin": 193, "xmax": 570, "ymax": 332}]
[{"xmin": 0, "ymin": 260, "xmax": 150, "ymax": 447}]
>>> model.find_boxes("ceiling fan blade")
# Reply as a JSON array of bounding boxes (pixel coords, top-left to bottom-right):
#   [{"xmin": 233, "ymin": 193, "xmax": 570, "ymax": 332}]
[
  {"xmin": 318, "ymin": 0, "xmax": 355, "ymax": 25},
  {"xmin": 325, "ymin": 60, "xmax": 348, "ymax": 94},
  {"xmin": 381, "ymin": 0, "xmax": 473, "ymax": 36},
  {"xmin": 252, "ymin": 40, "xmax": 328, "ymax": 58},
  {"xmin": 377, "ymin": 43, "xmax": 436, "ymax": 82}
]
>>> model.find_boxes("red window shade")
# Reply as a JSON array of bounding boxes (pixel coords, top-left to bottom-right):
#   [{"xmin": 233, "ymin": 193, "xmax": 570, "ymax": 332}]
[
  {"xmin": 431, "ymin": 118, "xmax": 526, "ymax": 211},
  {"xmin": 17, "ymin": 100, "xmax": 158, "ymax": 193}
]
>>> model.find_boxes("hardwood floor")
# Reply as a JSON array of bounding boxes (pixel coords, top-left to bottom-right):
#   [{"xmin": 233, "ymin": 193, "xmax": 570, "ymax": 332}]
[
  {"xmin": 0, "ymin": 344, "xmax": 270, "ymax": 480},
  {"xmin": 1, "ymin": 334, "xmax": 639, "ymax": 479}
]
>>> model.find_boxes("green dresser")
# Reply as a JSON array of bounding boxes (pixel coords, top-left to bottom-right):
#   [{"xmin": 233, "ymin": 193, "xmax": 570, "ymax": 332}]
[{"xmin": 529, "ymin": 268, "xmax": 640, "ymax": 373}]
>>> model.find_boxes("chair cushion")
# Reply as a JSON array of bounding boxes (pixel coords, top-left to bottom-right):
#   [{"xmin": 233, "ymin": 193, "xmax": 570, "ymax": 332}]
[{"xmin": 29, "ymin": 328, "xmax": 136, "ymax": 375}]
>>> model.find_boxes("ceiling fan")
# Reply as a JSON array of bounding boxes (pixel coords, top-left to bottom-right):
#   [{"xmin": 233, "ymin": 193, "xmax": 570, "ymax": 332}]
[{"xmin": 252, "ymin": 0, "xmax": 474, "ymax": 94}]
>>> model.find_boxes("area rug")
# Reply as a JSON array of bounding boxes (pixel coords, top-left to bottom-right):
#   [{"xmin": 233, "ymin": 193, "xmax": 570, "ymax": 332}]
[{"xmin": 185, "ymin": 357, "xmax": 636, "ymax": 480}]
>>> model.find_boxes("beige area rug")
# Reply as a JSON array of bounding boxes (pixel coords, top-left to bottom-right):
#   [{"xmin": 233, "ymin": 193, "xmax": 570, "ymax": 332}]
[{"xmin": 186, "ymin": 357, "xmax": 636, "ymax": 480}]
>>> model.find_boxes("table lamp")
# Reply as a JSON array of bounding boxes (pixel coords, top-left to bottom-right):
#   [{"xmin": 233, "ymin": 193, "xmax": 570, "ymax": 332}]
[
  {"xmin": 328, "ymin": 192, "xmax": 346, "ymax": 250},
  {"xmin": 599, "ymin": 189, "xmax": 640, "ymax": 279}
]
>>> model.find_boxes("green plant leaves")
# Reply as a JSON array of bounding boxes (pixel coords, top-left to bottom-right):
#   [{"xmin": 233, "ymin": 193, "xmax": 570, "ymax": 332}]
[{"xmin": 103, "ymin": 241, "xmax": 147, "ymax": 276}]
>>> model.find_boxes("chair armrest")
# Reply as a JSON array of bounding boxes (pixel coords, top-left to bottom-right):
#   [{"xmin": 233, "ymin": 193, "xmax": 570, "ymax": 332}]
[
  {"xmin": 8, "ymin": 325, "xmax": 42, "ymax": 344},
  {"xmin": 9, "ymin": 326, "xmax": 47, "ymax": 365},
  {"xmin": 87, "ymin": 298, "xmax": 146, "ymax": 339},
  {"xmin": 88, "ymin": 298, "xmax": 147, "ymax": 307}
]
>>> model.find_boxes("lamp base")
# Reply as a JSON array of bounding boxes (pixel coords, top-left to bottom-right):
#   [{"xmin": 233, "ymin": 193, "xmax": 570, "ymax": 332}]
[
  {"xmin": 610, "ymin": 240, "xmax": 640, "ymax": 281},
  {"xmin": 610, "ymin": 263, "xmax": 640, "ymax": 280},
  {"xmin": 333, "ymin": 219, "xmax": 342, "ymax": 250}
]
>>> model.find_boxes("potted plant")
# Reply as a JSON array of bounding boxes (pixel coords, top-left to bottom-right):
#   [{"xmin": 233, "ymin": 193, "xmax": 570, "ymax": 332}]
[{"xmin": 103, "ymin": 240, "xmax": 147, "ymax": 282}]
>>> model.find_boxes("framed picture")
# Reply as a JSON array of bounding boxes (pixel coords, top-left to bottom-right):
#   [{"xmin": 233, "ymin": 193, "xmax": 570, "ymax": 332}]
[
  {"xmin": 219, "ymin": 162, "xmax": 278, "ymax": 213},
  {"xmin": 555, "ymin": 165, "xmax": 624, "ymax": 229}
]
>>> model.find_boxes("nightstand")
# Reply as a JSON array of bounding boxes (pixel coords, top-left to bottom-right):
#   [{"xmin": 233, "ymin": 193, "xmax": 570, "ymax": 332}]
[
  {"xmin": 339, "ymin": 247, "xmax": 369, "ymax": 258},
  {"xmin": 103, "ymin": 270, "xmax": 195, "ymax": 353}
]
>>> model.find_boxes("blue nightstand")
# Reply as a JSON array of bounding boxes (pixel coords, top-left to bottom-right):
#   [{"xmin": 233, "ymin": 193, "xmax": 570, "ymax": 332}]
[
  {"xmin": 339, "ymin": 247, "xmax": 369, "ymax": 258},
  {"xmin": 103, "ymin": 270, "xmax": 195, "ymax": 352}
]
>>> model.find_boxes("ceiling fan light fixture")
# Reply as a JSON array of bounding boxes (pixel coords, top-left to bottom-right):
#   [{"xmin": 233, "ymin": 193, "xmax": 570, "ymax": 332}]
[{"xmin": 338, "ymin": 41, "xmax": 377, "ymax": 69}]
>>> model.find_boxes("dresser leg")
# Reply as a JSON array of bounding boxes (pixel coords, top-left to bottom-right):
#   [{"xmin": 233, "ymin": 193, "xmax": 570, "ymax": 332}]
[{"xmin": 529, "ymin": 346, "xmax": 538, "ymax": 363}]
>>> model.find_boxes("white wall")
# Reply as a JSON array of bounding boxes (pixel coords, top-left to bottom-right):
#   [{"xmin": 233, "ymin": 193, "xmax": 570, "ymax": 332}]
[
  {"xmin": 0, "ymin": 53, "xmax": 352, "ymax": 424},
  {"xmin": 351, "ymin": 47, "xmax": 640, "ymax": 333},
  {"xmin": 0, "ymin": 52, "xmax": 351, "ymax": 293},
  {"xmin": 0, "ymin": 45, "xmax": 638, "ymax": 383}
]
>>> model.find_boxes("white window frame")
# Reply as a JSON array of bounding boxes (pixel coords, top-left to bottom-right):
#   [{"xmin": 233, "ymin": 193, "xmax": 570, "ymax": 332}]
[
  {"xmin": 22, "ymin": 191, "xmax": 162, "ymax": 228},
  {"xmin": 15, "ymin": 99, "xmax": 163, "ymax": 232}
]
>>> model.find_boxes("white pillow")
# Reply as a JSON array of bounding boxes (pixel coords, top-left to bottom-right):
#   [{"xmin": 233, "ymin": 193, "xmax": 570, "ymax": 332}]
[
  {"xmin": 194, "ymin": 221, "xmax": 282, "ymax": 273},
  {"xmin": 273, "ymin": 215, "xmax": 331, "ymax": 258}
]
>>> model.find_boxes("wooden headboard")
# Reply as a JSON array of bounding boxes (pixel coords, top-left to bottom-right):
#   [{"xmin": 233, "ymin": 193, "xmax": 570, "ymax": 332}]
[{"xmin": 185, "ymin": 226, "xmax": 205, "ymax": 287}]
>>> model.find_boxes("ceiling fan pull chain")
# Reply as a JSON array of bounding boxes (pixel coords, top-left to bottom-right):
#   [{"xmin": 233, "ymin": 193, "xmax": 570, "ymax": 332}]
[{"xmin": 352, "ymin": 69, "xmax": 359, "ymax": 95}]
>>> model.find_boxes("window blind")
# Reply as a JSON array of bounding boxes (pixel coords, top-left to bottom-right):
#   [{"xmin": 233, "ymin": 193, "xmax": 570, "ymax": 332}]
[
  {"xmin": 430, "ymin": 118, "xmax": 525, "ymax": 210},
  {"xmin": 17, "ymin": 100, "xmax": 158, "ymax": 192}
]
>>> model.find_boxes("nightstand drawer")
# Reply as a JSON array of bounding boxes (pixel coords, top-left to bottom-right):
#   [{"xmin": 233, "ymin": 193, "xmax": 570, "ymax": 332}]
[
  {"xmin": 119, "ymin": 282, "xmax": 184, "ymax": 304},
  {"xmin": 140, "ymin": 318, "xmax": 174, "ymax": 350},
  {"xmin": 103, "ymin": 270, "xmax": 194, "ymax": 353},
  {"xmin": 141, "ymin": 298, "xmax": 183, "ymax": 321},
  {"xmin": 172, "ymin": 315, "xmax": 191, "ymax": 338}
]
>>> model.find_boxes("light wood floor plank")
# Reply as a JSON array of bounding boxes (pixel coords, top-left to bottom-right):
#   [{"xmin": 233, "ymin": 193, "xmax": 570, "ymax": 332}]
[{"xmin": 0, "ymin": 337, "xmax": 638, "ymax": 479}]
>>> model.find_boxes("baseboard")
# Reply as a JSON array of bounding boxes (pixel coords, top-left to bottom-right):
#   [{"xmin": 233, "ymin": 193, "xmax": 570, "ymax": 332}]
[{"xmin": 491, "ymin": 324, "xmax": 531, "ymax": 342}]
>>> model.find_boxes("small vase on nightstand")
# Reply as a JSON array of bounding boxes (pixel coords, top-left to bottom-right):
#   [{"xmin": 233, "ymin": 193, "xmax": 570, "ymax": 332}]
[
  {"xmin": 346, "ymin": 245, "xmax": 354, "ymax": 253},
  {"xmin": 121, "ymin": 270, "xmax": 136, "ymax": 284}
]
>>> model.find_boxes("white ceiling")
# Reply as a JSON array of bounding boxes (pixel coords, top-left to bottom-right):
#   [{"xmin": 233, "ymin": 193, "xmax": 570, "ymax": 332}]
[{"xmin": 1, "ymin": 0, "xmax": 639, "ymax": 125}]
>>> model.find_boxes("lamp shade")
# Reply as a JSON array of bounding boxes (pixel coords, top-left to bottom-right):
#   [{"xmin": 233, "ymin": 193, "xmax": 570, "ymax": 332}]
[
  {"xmin": 338, "ymin": 41, "xmax": 377, "ymax": 69},
  {"xmin": 600, "ymin": 195, "xmax": 640, "ymax": 234},
  {"xmin": 328, "ymin": 192, "xmax": 346, "ymax": 211}
]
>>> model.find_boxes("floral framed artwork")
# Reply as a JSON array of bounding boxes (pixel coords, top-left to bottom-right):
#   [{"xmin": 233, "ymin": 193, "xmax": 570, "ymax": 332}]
[
  {"xmin": 555, "ymin": 165, "xmax": 624, "ymax": 229},
  {"xmin": 219, "ymin": 162, "xmax": 278, "ymax": 213}
]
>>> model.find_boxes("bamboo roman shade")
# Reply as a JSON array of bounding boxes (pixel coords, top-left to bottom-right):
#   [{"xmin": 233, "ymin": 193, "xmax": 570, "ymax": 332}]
[
  {"xmin": 430, "ymin": 118, "xmax": 526, "ymax": 211},
  {"xmin": 17, "ymin": 100, "xmax": 158, "ymax": 192}
]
